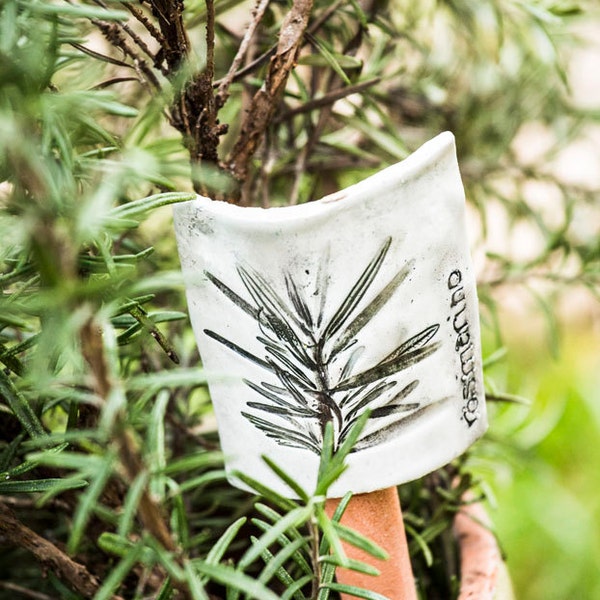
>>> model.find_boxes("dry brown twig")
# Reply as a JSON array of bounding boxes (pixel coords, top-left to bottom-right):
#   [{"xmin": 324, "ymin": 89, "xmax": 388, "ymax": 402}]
[
  {"xmin": 79, "ymin": 319, "xmax": 191, "ymax": 598},
  {"xmin": 0, "ymin": 502, "xmax": 111, "ymax": 599},
  {"xmin": 0, "ymin": 582, "xmax": 54, "ymax": 600},
  {"xmin": 79, "ymin": 320, "xmax": 178, "ymax": 556},
  {"xmin": 226, "ymin": 0, "xmax": 315, "ymax": 203},
  {"xmin": 87, "ymin": 0, "xmax": 320, "ymax": 202},
  {"xmin": 216, "ymin": 0, "xmax": 272, "ymax": 106},
  {"xmin": 285, "ymin": 1, "xmax": 372, "ymax": 204},
  {"xmin": 275, "ymin": 77, "xmax": 381, "ymax": 122}
]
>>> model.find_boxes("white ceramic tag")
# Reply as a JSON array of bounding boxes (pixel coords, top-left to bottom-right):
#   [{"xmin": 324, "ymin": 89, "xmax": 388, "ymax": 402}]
[{"xmin": 173, "ymin": 132, "xmax": 487, "ymax": 497}]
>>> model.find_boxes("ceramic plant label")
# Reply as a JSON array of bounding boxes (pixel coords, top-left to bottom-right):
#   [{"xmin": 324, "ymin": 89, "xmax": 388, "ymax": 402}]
[{"xmin": 173, "ymin": 132, "xmax": 487, "ymax": 497}]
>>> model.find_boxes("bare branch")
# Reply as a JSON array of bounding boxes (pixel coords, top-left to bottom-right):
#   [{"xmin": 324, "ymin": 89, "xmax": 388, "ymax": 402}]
[
  {"xmin": 146, "ymin": 0, "xmax": 189, "ymax": 71},
  {"xmin": 92, "ymin": 0, "xmax": 158, "ymax": 68},
  {"xmin": 216, "ymin": 0, "xmax": 271, "ymax": 106},
  {"xmin": 93, "ymin": 77, "xmax": 142, "ymax": 89},
  {"xmin": 0, "ymin": 502, "xmax": 110, "ymax": 599},
  {"xmin": 213, "ymin": 45, "xmax": 277, "ymax": 88},
  {"xmin": 80, "ymin": 320, "xmax": 178, "ymax": 554},
  {"xmin": 0, "ymin": 583, "xmax": 54, "ymax": 600},
  {"xmin": 120, "ymin": 1, "xmax": 167, "ymax": 47},
  {"xmin": 70, "ymin": 42, "xmax": 134, "ymax": 69},
  {"xmin": 90, "ymin": 18, "xmax": 162, "ymax": 91},
  {"xmin": 226, "ymin": 0, "xmax": 315, "ymax": 201},
  {"xmin": 275, "ymin": 77, "xmax": 381, "ymax": 121},
  {"xmin": 307, "ymin": 0, "xmax": 345, "ymax": 35}
]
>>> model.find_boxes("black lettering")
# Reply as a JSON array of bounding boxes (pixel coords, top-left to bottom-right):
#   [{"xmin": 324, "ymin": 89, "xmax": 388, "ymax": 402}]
[
  {"xmin": 467, "ymin": 398, "xmax": 479, "ymax": 412},
  {"xmin": 459, "ymin": 344, "xmax": 475, "ymax": 369},
  {"xmin": 455, "ymin": 331, "xmax": 471, "ymax": 350},
  {"xmin": 448, "ymin": 270, "xmax": 462, "ymax": 289},
  {"xmin": 448, "ymin": 269, "xmax": 479, "ymax": 427},
  {"xmin": 461, "ymin": 360, "xmax": 475, "ymax": 378},
  {"xmin": 463, "ymin": 408, "xmax": 478, "ymax": 427},
  {"xmin": 451, "ymin": 287, "xmax": 466, "ymax": 307},
  {"xmin": 453, "ymin": 305, "xmax": 467, "ymax": 332},
  {"xmin": 462, "ymin": 377, "xmax": 476, "ymax": 400}
]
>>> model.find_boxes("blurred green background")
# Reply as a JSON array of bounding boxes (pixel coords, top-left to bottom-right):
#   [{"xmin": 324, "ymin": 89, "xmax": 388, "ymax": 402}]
[
  {"xmin": 470, "ymin": 13, "xmax": 600, "ymax": 599},
  {"xmin": 477, "ymin": 301, "xmax": 600, "ymax": 599}
]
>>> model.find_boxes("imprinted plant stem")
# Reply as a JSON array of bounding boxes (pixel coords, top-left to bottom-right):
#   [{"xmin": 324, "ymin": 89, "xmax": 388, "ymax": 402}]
[{"xmin": 312, "ymin": 338, "xmax": 343, "ymax": 448}]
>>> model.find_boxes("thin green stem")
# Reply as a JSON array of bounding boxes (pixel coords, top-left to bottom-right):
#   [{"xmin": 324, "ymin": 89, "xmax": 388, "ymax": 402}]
[{"xmin": 307, "ymin": 516, "xmax": 321, "ymax": 599}]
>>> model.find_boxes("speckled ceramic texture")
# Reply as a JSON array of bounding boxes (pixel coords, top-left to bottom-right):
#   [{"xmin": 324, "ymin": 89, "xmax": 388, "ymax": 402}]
[{"xmin": 173, "ymin": 132, "xmax": 487, "ymax": 498}]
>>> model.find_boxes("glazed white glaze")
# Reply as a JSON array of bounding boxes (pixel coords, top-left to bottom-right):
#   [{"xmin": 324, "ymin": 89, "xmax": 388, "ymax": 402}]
[{"xmin": 173, "ymin": 132, "xmax": 487, "ymax": 497}]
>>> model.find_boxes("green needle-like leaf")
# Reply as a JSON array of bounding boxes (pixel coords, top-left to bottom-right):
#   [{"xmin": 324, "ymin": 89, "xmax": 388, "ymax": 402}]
[
  {"xmin": 111, "ymin": 192, "xmax": 195, "ymax": 219},
  {"xmin": 204, "ymin": 517, "xmax": 247, "ymax": 567},
  {"xmin": 263, "ymin": 456, "xmax": 310, "ymax": 501},
  {"xmin": 0, "ymin": 478, "xmax": 87, "ymax": 494},
  {"xmin": 68, "ymin": 453, "xmax": 115, "ymax": 554},
  {"xmin": 192, "ymin": 561, "xmax": 281, "ymax": 600},
  {"xmin": 239, "ymin": 506, "xmax": 312, "ymax": 570},
  {"xmin": 321, "ymin": 583, "xmax": 390, "ymax": 600},
  {"xmin": 184, "ymin": 561, "xmax": 211, "ymax": 600},
  {"xmin": 255, "ymin": 535, "xmax": 307, "ymax": 587},
  {"xmin": 332, "ymin": 521, "xmax": 388, "ymax": 561},
  {"xmin": 0, "ymin": 371, "xmax": 45, "ymax": 439},
  {"xmin": 94, "ymin": 542, "xmax": 145, "ymax": 600},
  {"xmin": 282, "ymin": 574, "xmax": 312, "ymax": 600}
]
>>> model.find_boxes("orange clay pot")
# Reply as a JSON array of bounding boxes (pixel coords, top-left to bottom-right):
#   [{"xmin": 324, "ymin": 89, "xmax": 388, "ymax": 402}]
[
  {"xmin": 454, "ymin": 495, "xmax": 515, "ymax": 600},
  {"xmin": 326, "ymin": 488, "xmax": 514, "ymax": 600},
  {"xmin": 326, "ymin": 488, "xmax": 417, "ymax": 600}
]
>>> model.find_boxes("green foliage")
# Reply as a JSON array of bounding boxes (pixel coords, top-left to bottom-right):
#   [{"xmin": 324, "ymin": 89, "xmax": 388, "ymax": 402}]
[
  {"xmin": 477, "ymin": 327, "xmax": 600, "ymax": 600},
  {"xmin": 0, "ymin": 0, "xmax": 598, "ymax": 598}
]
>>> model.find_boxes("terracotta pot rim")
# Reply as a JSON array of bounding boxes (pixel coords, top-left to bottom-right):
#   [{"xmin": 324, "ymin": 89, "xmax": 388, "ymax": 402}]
[{"xmin": 454, "ymin": 496, "xmax": 510, "ymax": 600}]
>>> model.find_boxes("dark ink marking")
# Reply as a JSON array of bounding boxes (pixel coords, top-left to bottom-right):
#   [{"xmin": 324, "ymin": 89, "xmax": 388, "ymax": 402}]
[
  {"xmin": 203, "ymin": 239, "xmax": 442, "ymax": 454},
  {"xmin": 448, "ymin": 270, "xmax": 479, "ymax": 427}
]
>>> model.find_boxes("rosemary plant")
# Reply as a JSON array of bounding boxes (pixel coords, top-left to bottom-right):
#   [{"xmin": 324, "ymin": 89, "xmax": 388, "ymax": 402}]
[{"xmin": 1, "ymin": 0, "xmax": 598, "ymax": 599}]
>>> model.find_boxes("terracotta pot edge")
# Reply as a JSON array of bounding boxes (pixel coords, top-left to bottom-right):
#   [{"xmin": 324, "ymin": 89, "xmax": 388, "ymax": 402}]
[{"xmin": 453, "ymin": 496, "xmax": 511, "ymax": 600}]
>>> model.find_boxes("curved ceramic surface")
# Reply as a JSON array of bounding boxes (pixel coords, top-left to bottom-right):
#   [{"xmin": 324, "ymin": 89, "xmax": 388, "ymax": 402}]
[{"xmin": 173, "ymin": 132, "xmax": 487, "ymax": 497}]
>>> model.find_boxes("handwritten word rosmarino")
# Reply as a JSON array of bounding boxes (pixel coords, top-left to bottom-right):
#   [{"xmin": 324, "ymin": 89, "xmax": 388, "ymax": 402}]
[{"xmin": 448, "ymin": 269, "xmax": 480, "ymax": 427}]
